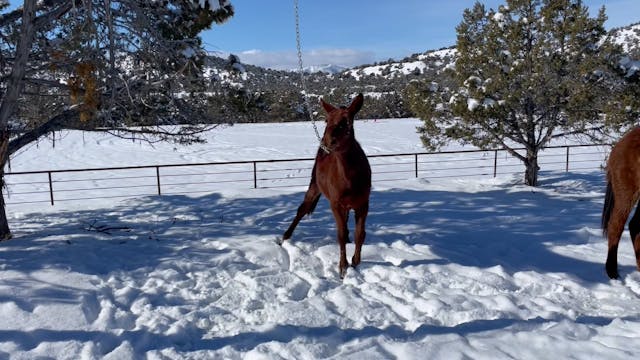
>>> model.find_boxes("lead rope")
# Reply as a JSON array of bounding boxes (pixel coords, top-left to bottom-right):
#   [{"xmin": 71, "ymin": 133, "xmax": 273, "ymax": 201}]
[{"xmin": 294, "ymin": 0, "xmax": 330, "ymax": 154}]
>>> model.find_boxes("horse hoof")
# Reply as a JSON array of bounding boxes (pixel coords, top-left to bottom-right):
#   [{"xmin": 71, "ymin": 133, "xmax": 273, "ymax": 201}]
[
  {"xmin": 606, "ymin": 266, "xmax": 619, "ymax": 280},
  {"xmin": 275, "ymin": 237, "xmax": 284, "ymax": 246}
]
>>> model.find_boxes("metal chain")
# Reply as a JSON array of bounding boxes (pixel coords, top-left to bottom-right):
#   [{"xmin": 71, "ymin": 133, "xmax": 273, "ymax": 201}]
[{"xmin": 294, "ymin": 0, "xmax": 330, "ymax": 153}]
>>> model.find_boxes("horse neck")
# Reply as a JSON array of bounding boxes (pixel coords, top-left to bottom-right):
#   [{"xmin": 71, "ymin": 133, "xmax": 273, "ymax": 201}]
[
  {"xmin": 333, "ymin": 132, "xmax": 358, "ymax": 150},
  {"xmin": 330, "ymin": 138, "xmax": 365, "ymax": 161}
]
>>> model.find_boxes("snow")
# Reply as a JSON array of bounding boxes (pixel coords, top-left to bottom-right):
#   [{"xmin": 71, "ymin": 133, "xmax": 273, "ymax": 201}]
[
  {"xmin": 620, "ymin": 56, "xmax": 640, "ymax": 78},
  {"xmin": 345, "ymin": 65, "xmax": 386, "ymax": 80},
  {"xmin": 344, "ymin": 48, "xmax": 457, "ymax": 80},
  {"xmin": 493, "ymin": 12, "xmax": 505, "ymax": 22},
  {"xmin": 345, "ymin": 61, "xmax": 427, "ymax": 80},
  {"xmin": 362, "ymin": 91, "xmax": 394, "ymax": 100},
  {"xmin": 204, "ymin": 66, "xmax": 246, "ymax": 88},
  {"xmin": 483, "ymin": 98, "xmax": 496, "ymax": 108},
  {"xmin": 417, "ymin": 48, "xmax": 457, "ymax": 61},
  {"xmin": 1, "ymin": 118, "xmax": 639, "ymax": 359},
  {"xmin": 467, "ymin": 98, "xmax": 480, "ymax": 111},
  {"xmin": 194, "ymin": 0, "xmax": 228, "ymax": 11},
  {"xmin": 613, "ymin": 24, "xmax": 640, "ymax": 53},
  {"xmin": 492, "ymin": 12, "xmax": 506, "ymax": 29}
]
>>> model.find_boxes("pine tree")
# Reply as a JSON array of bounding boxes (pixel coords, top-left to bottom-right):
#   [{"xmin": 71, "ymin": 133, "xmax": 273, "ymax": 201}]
[
  {"xmin": 604, "ymin": 37, "xmax": 640, "ymax": 132},
  {"xmin": 406, "ymin": 0, "xmax": 621, "ymax": 186},
  {"xmin": 0, "ymin": 0, "xmax": 235, "ymax": 239}
]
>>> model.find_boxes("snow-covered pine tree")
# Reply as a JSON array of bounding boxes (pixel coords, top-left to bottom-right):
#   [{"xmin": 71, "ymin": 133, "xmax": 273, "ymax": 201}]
[
  {"xmin": 407, "ymin": 0, "xmax": 621, "ymax": 186},
  {"xmin": 604, "ymin": 27, "xmax": 640, "ymax": 132}
]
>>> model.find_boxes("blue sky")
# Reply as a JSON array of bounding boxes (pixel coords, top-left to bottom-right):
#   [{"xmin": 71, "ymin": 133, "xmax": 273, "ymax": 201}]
[{"xmin": 202, "ymin": 0, "xmax": 640, "ymax": 70}]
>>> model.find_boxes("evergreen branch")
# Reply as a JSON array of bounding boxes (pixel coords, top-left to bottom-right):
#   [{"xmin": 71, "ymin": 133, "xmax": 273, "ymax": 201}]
[{"xmin": 7, "ymin": 109, "xmax": 79, "ymax": 156}]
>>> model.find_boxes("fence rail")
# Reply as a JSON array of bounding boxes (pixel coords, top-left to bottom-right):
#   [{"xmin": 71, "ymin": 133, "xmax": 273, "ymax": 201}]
[{"xmin": 4, "ymin": 144, "xmax": 610, "ymax": 206}]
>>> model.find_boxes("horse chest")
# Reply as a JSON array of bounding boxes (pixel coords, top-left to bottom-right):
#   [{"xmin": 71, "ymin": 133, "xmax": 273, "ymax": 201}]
[{"xmin": 315, "ymin": 152, "xmax": 370, "ymax": 207}]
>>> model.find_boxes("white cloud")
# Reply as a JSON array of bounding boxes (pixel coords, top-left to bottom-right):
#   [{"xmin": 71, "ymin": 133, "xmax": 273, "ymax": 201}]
[{"xmin": 233, "ymin": 48, "xmax": 375, "ymax": 71}]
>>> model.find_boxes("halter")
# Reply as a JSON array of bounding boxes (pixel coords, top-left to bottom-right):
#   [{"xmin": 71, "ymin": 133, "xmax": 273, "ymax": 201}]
[{"xmin": 294, "ymin": 0, "xmax": 331, "ymax": 154}]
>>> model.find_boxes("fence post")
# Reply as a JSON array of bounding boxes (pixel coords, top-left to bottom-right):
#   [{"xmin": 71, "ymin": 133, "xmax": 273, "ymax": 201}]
[
  {"xmin": 493, "ymin": 150, "xmax": 498, "ymax": 177},
  {"xmin": 156, "ymin": 166, "xmax": 161, "ymax": 195},
  {"xmin": 414, "ymin": 154, "xmax": 418, "ymax": 178},
  {"xmin": 253, "ymin": 162, "xmax": 257, "ymax": 188},
  {"xmin": 565, "ymin": 147, "xmax": 570, "ymax": 172},
  {"xmin": 48, "ymin": 171, "xmax": 54, "ymax": 205}
]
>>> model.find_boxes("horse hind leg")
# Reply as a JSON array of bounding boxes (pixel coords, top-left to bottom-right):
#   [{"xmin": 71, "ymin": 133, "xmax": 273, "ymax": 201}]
[
  {"xmin": 629, "ymin": 201, "xmax": 640, "ymax": 273},
  {"xmin": 351, "ymin": 203, "xmax": 368, "ymax": 269},
  {"xmin": 282, "ymin": 182, "xmax": 321, "ymax": 241},
  {"xmin": 330, "ymin": 204, "xmax": 349, "ymax": 278},
  {"xmin": 344, "ymin": 209, "xmax": 351, "ymax": 243},
  {"xmin": 605, "ymin": 186, "xmax": 633, "ymax": 279}
]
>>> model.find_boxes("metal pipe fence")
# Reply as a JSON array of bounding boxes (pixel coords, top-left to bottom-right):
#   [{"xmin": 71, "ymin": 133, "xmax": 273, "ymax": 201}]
[{"xmin": 3, "ymin": 144, "xmax": 610, "ymax": 206}]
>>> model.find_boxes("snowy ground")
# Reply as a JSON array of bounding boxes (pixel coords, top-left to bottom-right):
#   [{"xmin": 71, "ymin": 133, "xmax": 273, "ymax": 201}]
[{"xmin": 1, "ymin": 119, "xmax": 639, "ymax": 359}]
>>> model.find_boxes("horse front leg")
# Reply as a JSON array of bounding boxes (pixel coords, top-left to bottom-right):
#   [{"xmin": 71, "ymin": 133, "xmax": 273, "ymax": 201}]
[
  {"xmin": 282, "ymin": 182, "xmax": 321, "ymax": 242},
  {"xmin": 331, "ymin": 203, "xmax": 349, "ymax": 278},
  {"xmin": 351, "ymin": 203, "xmax": 368, "ymax": 269}
]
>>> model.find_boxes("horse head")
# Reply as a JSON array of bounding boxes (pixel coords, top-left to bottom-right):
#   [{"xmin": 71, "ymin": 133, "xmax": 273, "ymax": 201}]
[{"xmin": 320, "ymin": 93, "xmax": 364, "ymax": 151}]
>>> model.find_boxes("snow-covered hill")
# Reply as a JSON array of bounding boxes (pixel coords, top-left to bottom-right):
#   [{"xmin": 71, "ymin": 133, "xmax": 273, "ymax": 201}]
[
  {"xmin": 299, "ymin": 64, "xmax": 348, "ymax": 74},
  {"xmin": 205, "ymin": 21, "xmax": 640, "ymax": 123},
  {"xmin": 344, "ymin": 48, "xmax": 456, "ymax": 81},
  {"xmin": 612, "ymin": 22, "xmax": 640, "ymax": 53}
]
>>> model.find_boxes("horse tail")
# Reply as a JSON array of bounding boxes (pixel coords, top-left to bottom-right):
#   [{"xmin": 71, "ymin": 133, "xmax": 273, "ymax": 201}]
[{"xmin": 602, "ymin": 180, "xmax": 614, "ymax": 237}]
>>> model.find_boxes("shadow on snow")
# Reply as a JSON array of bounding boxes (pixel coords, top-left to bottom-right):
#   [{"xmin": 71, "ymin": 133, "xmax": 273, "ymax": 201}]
[
  {"xmin": 0, "ymin": 171, "xmax": 616, "ymax": 282},
  {"xmin": 0, "ymin": 314, "xmax": 634, "ymax": 355},
  {"xmin": 0, "ymin": 170, "xmax": 632, "ymax": 355}
]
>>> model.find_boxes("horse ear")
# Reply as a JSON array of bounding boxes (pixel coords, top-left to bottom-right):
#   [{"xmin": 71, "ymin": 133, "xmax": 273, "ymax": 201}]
[
  {"xmin": 347, "ymin": 93, "xmax": 364, "ymax": 116},
  {"xmin": 320, "ymin": 98, "xmax": 336, "ymax": 114}
]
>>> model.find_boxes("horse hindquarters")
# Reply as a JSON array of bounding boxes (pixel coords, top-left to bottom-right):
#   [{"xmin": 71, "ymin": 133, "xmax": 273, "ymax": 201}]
[
  {"xmin": 604, "ymin": 177, "xmax": 640, "ymax": 279},
  {"xmin": 604, "ymin": 127, "xmax": 640, "ymax": 278}
]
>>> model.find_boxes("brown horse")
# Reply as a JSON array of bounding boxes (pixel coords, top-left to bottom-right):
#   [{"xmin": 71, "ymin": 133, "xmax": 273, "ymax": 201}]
[
  {"xmin": 602, "ymin": 127, "xmax": 640, "ymax": 279},
  {"xmin": 281, "ymin": 93, "xmax": 371, "ymax": 278}
]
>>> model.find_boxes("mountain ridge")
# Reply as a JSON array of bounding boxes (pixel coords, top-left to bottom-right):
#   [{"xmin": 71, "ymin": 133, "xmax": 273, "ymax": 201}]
[{"xmin": 204, "ymin": 23, "xmax": 639, "ymax": 123}]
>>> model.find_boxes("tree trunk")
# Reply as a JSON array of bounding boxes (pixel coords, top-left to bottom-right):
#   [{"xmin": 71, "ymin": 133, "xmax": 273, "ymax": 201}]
[
  {"xmin": 0, "ymin": 0, "xmax": 37, "ymax": 240},
  {"xmin": 0, "ymin": 184, "xmax": 10, "ymax": 240},
  {"xmin": 524, "ymin": 147, "xmax": 540, "ymax": 187},
  {"xmin": 0, "ymin": 0, "xmax": 36, "ymax": 128},
  {"xmin": 0, "ymin": 131, "xmax": 10, "ymax": 239}
]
